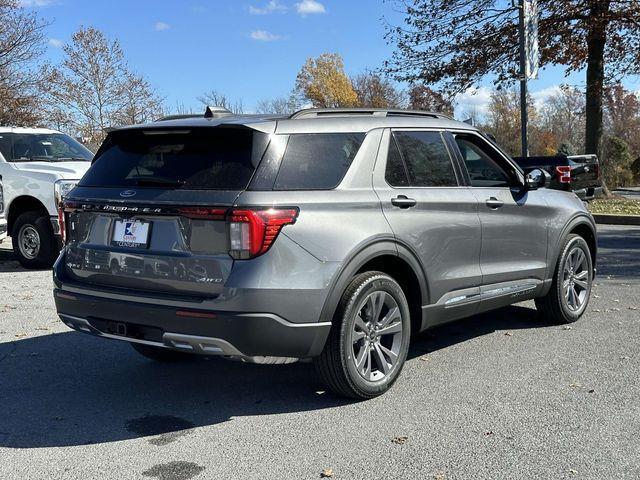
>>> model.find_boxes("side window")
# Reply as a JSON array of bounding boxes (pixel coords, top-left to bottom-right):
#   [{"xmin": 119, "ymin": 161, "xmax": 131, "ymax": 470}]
[
  {"xmin": 274, "ymin": 133, "xmax": 365, "ymax": 190},
  {"xmin": 386, "ymin": 130, "xmax": 458, "ymax": 187},
  {"xmin": 0, "ymin": 134, "xmax": 11, "ymax": 161},
  {"xmin": 455, "ymin": 134, "xmax": 516, "ymax": 188},
  {"xmin": 385, "ymin": 137, "xmax": 409, "ymax": 186}
]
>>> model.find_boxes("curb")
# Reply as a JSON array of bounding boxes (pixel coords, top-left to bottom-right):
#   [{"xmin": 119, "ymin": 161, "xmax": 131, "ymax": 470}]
[{"xmin": 593, "ymin": 214, "xmax": 640, "ymax": 226}]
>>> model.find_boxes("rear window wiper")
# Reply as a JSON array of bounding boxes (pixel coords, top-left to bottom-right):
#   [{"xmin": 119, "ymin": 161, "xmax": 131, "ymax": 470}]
[{"xmin": 130, "ymin": 176, "xmax": 186, "ymax": 188}]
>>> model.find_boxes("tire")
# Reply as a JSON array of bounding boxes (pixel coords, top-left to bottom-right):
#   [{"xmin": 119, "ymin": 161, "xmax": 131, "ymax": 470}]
[
  {"xmin": 130, "ymin": 343, "xmax": 194, "ymax": 362},
  {"xmin": 11, "ymin": 211, "xmax": 59, "ymax": 269},
  {"xmin": 315, "ymin": 272, "xmax": 411, "ymax": 400},
  {"xmin": 536, "ymin": 234, "xmax": 593, "ymax": 324}
]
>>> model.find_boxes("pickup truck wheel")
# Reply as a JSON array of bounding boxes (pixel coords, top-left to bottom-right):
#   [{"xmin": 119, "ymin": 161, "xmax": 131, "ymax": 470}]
[
  {"xmin": 536, "ymin": 234, "xmax": 593, "ymax": 324},
  {"xmin": 315, "ymin": 272, "xmax": 411, "ymax": 400},
  {"xmin": 12, "ymin": 212, "xmax": 58, "ymax": 269},
  {"xmin": 130, "ymin": 343, "xmax": 194, "ymax": 362}
]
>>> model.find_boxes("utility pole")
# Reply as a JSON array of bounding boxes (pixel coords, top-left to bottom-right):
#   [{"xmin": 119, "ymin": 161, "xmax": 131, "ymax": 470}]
[{"xmin": 518, "ymin": 0, "xmax": 529, "ymax": 158}]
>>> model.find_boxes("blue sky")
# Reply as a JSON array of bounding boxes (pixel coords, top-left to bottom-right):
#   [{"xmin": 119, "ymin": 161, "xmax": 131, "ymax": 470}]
[{"xmin": 21, "ymin": 0, "xmax": 640, "ymax": 116}]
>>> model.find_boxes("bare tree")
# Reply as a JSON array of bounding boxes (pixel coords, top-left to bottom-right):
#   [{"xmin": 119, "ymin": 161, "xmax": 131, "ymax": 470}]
[
  {"xmin": 538, "ymin": 86, "xmax": 586, "ymax": 154},
  {"xmin": 197, "ymin": 90, "xmax": 244, "ymax": 114},
  {"xmin": 352, "ymin": 71, "xmax": 406, "ymax": 108},
  {"xmin": 112, "ymin": 71, "xmax": 164, "ymax": 125},
  {"xmin": 0, "ymin": 0, "xmax": 48, "ymax": 125},
  {"xmin": 41, "ymin": 27, "xmax": 163, "ymax": 146},
  {"xmin": 255, "ymin": 95, "xmax": 301, "ymax": 115}
]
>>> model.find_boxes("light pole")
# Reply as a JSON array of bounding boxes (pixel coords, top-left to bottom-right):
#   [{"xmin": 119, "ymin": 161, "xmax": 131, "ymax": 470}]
[{"xmin": 518, "ymin": 0, "xmax": 529, "ymax": 158}]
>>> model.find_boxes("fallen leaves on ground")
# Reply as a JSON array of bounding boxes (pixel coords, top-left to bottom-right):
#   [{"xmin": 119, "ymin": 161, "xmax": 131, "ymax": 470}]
[{"xmin": 391, "ymin": 436, "xmax": 409, "ymax": 445}]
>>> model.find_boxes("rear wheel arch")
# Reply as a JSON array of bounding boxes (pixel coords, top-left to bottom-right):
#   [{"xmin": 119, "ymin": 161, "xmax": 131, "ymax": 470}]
[
  {"xmin": 7, "ymin": 195, "xmax": 49, "ymax": 237},
  {"xmin": 319, "ymin": 240, "xmax": 428, "ymax": 335}
]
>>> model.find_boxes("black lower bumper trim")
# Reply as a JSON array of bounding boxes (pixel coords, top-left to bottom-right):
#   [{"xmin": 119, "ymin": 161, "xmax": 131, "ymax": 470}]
[{"xmin": 54, "ymin": 288, "xmax": 331, "ymax": 358}]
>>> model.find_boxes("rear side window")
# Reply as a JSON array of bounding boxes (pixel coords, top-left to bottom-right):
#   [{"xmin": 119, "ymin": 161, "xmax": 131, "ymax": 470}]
[
  {"xmin": 273, "ymin": 133, "xmax": 365, "ymax": 190},
  {"xmin": 80, "ymin": 128, "xmax": 266, "ymax": 190},
  {"xmin": 386, "ymin": 131, "xmax": 458, "ymax": 187}
]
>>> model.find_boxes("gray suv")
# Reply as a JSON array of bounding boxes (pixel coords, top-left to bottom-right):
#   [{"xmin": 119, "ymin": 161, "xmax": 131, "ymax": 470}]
[{"xmin": 54, "ymin": 108, "xmax": 597, "ymax": 399}]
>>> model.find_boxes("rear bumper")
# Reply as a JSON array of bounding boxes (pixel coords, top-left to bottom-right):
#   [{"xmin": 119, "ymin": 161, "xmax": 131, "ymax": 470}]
[
  {"xmin": 575, "ymin": 186, "xmax": 603, "ymax": 201},
  {"xmin": 54, "ymin": 288, "xmax": 331, "ymax": 359}
]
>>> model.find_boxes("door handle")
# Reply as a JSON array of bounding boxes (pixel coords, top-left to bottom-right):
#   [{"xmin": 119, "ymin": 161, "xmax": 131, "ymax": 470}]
[
  {"xmin": 391, "ymin": 195, "xmax": 417, "ymax": 209},
  {"xmin": 485, "ymin": 197, "xmax": 504, "ymax": 209}
]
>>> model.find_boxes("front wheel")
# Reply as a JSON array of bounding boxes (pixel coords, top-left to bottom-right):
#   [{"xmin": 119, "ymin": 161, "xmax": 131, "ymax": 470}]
[
  {"xmin": 536, "ymin": 234, "xmax": 593, "ymax": 324},
  {"xmin": 315, "ymin": 272, "xmax": 411, "ymax": 400}
]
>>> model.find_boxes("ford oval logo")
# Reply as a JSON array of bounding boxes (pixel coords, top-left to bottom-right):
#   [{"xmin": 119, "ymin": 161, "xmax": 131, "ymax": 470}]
[{"xmin": 120, "ymin": 190, "xmax": 137, "ymax": 198}]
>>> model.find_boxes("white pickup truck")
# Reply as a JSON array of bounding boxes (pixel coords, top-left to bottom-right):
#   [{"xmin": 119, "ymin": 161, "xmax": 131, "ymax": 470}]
[{"xmin": 0, "ymin": 127, "xmax": 93, "ymax": 268}]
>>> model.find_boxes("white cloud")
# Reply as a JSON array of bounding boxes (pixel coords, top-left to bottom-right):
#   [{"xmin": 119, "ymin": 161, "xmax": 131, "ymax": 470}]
[
  {"xmin": 249, "ymin": 0, "xmax": 287, "ymax": 15},
  {"xmin": 154, "ymin": 21, "xmax": 170, "ymax": 31},
  {"xmin": 250, "ymin": 30, "xmax": 283, "ymax": 41},
  {"xmin": 531, "ymin": 85, "xmax": 563, "ymax": 109},
  {"xmin": 19, "ymin": 0, "xmax": 55, "ymax": 7},
  {"xmin": 295, "ymin": 0, "xmax": 326, "ymax": 16},
  {"xmin": 454, "ymin": 86, "xmax": 492, "ymax": 118},
  {"xmin": 48, "ymin": 38, "xmax": 63, "ymax": 48}
]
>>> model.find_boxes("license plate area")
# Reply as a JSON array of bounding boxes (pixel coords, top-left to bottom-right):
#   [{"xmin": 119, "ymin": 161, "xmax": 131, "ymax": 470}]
[{"xmin": 112, "ymin": 219, "xmax": 152, "ymax": 249}]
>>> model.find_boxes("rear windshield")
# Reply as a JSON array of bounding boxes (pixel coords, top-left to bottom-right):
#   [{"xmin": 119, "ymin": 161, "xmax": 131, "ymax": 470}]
[{"xmin": 80, "ymin": 128, "xmax": 267, "ymax": 190}]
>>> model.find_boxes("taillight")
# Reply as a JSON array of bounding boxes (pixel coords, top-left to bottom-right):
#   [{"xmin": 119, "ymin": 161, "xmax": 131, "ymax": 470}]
[
  {"xmin": 228, "ymin": 208, "xmax": 298, "ymax": 259},
  {"xmin": 177, "ymin": 207, "xmax": 226, "ymax": 220},
  {"xmin": 593, "ymin": 163, "xmax": 600, "ymax": 179},
  {"xmin": 58, "ymin": 204, "xmax": 66, "ymax": 245},
  {"xmin": 555, "ymin": 166, "xmax": 572, "ymax": 184}
]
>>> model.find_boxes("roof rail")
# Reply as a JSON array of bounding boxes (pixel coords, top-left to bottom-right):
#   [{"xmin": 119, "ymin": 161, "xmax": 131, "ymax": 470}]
[
  {"xmin": 155, "ymin": 106, "xmax": 234, "ymax": 122},
  {"xmin": 289, "ymin": 108, "xmax": 453, "ymax": 120}
]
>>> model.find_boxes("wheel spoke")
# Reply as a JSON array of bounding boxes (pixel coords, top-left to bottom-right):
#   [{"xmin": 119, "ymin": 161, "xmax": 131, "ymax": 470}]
[
  {"xmin": 378, "ymin": 321, "xmax": 402, "ymax": 337},
  {"xmin": 572, "ymin": 287, "xmax": 582, "ymax": 310},
  {"xmin": 363, "ymin": 348, "xmax": 372, "ymax": 379},
  {"xmin": 574, "ymin": 250, "xmax": 585, "ymax": 272},
  {"xmin": 367, "ymin": 292, "xmax": 385, "ymax": 322},
  {"xmin": 378, "ymin": 343, "xmax": 398, "ymax": 363},
  {"xmin": 378, "ymin": 306, "xmax": 400, "ymax": 328},
  {"xmin": 354, "ymin": 314, "xmax": 368, "ymax": 333},
  {"xmin": 574, "ymin": 278, "xmax": 588, "ymax": 290},
  {"xmin": 372, "ymin": 343, "xmax": 390, "ymax": 375},
  {"xmin": 575, "ymin": 270, "xmax": 588, "ymax": 280},
  {"xmin": 355, "ymin": 343, "xmax": 368, "ymax": 369},
  {"xmin": 352, "ymin": 330, "xmax": 366, "ymax": 343}
]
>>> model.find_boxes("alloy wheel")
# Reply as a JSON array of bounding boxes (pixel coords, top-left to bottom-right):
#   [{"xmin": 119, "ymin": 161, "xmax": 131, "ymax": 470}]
[
  {"xmin": 562, "ymin": 246, "xmax": 590, "ymax": 312},
  {"xmin": 351, "ymin": 291, "xmax": 404, "ymax": 382}
]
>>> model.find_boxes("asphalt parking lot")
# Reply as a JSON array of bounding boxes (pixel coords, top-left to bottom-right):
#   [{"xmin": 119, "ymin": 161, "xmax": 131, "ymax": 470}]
[{"xmin": 0, "ymin": 225, "xmax": 639, "ymax": 480}]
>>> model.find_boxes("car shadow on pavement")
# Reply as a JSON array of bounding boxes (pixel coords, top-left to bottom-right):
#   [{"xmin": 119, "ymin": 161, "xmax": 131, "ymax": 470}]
[
  {"xmin": 0, "ymin": 304, "xmax": 547, "ymax": 449},
  {"xmin": 0, "ymin": 244, "xmax": 23, "ymax": 273}
]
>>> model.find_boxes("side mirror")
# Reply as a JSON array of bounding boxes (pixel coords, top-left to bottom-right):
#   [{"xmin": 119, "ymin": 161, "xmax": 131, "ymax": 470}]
[{"xmin": 524, "ymin": 168, "xmax": 550, "ymax": 190}]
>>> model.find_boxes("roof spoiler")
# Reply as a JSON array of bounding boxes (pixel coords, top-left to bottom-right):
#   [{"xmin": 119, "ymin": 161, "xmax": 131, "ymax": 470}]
[{"xmin": 155, "ymin": 106, "xmax": 234, "ymax": 122}]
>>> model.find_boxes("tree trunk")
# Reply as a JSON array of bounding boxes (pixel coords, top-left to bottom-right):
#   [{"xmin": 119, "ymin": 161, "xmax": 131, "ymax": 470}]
[{"xmin": 585, "ymin": 0, "xmax": 611, "ymax": 195}]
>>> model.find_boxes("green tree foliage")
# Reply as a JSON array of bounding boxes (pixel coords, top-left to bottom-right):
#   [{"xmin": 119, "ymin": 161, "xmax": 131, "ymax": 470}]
[{"xmin": 603, "ymin": 136, "xmax": 633, "ymax": 187}]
